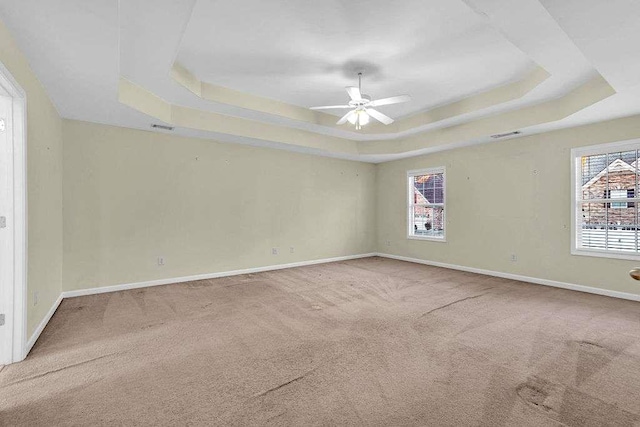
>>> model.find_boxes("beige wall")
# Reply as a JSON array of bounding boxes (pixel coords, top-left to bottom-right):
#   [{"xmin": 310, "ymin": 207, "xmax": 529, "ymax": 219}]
[
  {"xmin": 0, "ymin": 19, "xmax": 63, "ymax": 335},
  {"xmin": 62, "ymin": 120, "xmax": 376, "ymax": 291},
  {"xmin": 376, "ymin": 115, "xmax": 640, "ymax": 297}
]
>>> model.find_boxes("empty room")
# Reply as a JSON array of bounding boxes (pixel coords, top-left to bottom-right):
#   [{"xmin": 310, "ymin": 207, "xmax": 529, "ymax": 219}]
[{"xmin": 2, "ymin": 0, "xmax": 640, "ymax": 425}]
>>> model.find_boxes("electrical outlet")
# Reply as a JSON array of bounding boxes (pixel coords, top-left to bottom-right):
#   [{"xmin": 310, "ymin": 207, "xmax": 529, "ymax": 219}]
[
  {"xmin": 510, "ymin": 254, "xmax": 518, "ymax": 262},
  {"xmin": 157, "ymin": 256, "xmax": 165, "ymax": 266},
  {"xmin": 33, "ymin": 291, "xmax": 39, "ymax": 306},
  {"xmin": 272, "ymin": 248, "xmax": 279, "ymax": 255},
  {"xmin": 290, "ymin": 247, "xmax": 294, "ymax": 254},
  {"xmin": 385, "ymin": 240, "xmax": 391, "ymax": 247}
]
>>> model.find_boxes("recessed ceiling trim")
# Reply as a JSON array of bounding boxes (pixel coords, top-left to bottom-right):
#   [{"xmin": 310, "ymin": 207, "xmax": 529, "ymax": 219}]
[
  {"xmin": 171, "ymin": 62, "xmax": 350, "ymax": 129},
  {"xmin": 119, "ymin": 78, "xmax": 359, "ymax": 155},
  {"xmin": 358, "ymin": 74, "xmax": 616, "ymax": 155},
  {"xmin": 171, "ymin": 62, "xmax": 550, "ymax": 137},
  {"xmin": 121, "ymin": 74, "xmax": 614, "ymax": 158},
  {"xmin": 397, "ymin": 67, "xmax": 550, "ymax": 132}
]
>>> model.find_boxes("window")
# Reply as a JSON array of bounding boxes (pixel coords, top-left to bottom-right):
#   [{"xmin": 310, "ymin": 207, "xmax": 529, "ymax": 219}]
[
  {"xmin": 407, "ymin": 167, "xmax": 445, "ymax": 241},
  {"xmin": 572, "ymin": 141, "xmax": 640, "ymax": 259},
  {"xmin": 609, "ymin": 189, "xmax": 628, "ymax": 209}
]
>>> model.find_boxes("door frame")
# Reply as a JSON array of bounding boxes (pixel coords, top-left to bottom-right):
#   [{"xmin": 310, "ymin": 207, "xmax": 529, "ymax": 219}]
[{"xmin": 0, "ymin": 60, "xmax": 27, "ymax": 364}]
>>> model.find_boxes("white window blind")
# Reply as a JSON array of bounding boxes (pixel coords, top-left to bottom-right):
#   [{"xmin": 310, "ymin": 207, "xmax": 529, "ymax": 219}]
[
  {"xmin": 407, "ymin": 167, "xmax": 445, "ymax": 241},
  {"xmin": 572, "ymin": 141, "xmax": 640, "ymax": 259}
]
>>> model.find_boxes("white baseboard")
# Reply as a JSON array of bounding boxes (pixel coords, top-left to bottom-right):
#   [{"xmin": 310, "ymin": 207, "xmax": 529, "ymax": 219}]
[
  {"xmin": 376, "ymin": 252, "xmax": 640, "ymax": 302},
  {"xmin": 61, "ymin": 253, "xmax": 377, "ymax": 299},
  {"xmin": 21, "ymin": 253, "xmax": 374, "ymax": 357},
  {"xmin": 25, "ymin": 251, "xmax": 640, "ymax": 361},
  {"xmin": 26, "ymin": 293, "xmax": 63, "ymax": 356}
]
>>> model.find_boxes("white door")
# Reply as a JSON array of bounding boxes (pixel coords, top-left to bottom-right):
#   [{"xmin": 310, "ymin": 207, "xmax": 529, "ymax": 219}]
[{"xmin": 0, "ymin": 94, "xmax": 14, "ymax": 364}]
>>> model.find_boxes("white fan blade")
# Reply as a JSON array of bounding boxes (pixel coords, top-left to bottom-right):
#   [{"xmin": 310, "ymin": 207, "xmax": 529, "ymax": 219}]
[
  {"xmin": 346, "ymin": 86, "xmax": 362, "ymax": 101},
  {"xmin": 309, "ymin": 105, "xmax": 352, "ymax": 110},
  {"xmin": 368, "ymin": 95, "xmax": 411, "ymax": 107},
  {"xmin": 337, "ymin": 110, "xmax": 356, "ymax": 125},
  {"xmin": 366, "ymin": 108, "xmax": 394, "ymax": 125}
]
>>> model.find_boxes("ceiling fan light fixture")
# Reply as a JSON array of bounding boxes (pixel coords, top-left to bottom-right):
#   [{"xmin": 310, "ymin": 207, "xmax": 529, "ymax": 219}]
[
  {"xmin": 309, "ymin": 73, "xmax": 411, "ymax": 129},
  {"xmin": 358, "ymin": 111, "xmax": 370, "ymax": 126},
  {"xmin": 348, "ymin": 110, "xmax": 370, "ymax": 129}
]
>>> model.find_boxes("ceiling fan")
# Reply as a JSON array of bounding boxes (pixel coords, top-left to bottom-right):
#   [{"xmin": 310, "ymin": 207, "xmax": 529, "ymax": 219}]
[{"xmin": 310, "ymin": 72, "xmax": 411, "ymax": 130}]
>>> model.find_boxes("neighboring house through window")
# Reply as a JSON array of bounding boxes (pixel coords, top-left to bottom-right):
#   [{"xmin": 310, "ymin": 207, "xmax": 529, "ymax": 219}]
[
  {"xmin": 407, "ymin": 167, "xmax": 445, "ymax": 241},
  {"xmin": 609, "ymin": 189, "xmax": 629, "ymax": 208},
  {"xmin": 572, "ymin": 141, "xmax": 640, "ymax": 259}
]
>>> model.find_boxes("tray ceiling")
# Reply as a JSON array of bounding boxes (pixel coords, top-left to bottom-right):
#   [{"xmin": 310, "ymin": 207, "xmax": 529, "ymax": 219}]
[
  {"xmin": 177, "ymin": 0, "xmax": 535, "ymax": 118},
  {"xmin": 0, "ymin": 0, "xmax": 637, "ymax": 162}
]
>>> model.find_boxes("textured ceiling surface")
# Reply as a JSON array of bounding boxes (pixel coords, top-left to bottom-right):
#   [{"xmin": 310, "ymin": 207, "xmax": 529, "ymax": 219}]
[
  {"xmin": 178, "ymin": 0, "xmax": 534, "ymax": 117},
  {"xmin": 0, "ymin": 0, "xmax": 637, "ymax": 162}
]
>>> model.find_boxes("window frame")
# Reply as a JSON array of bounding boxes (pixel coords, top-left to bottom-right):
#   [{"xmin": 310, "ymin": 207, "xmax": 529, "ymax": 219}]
[
  {"xmin": 407, "ymin": 166, "xmax": 446, "ymax": 242},
  {"xmin": 571, "ymin": 139, "xmax": 640, "ymax": 261}
]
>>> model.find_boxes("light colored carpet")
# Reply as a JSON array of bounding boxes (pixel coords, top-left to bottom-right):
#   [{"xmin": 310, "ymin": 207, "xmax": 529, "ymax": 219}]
[{"xmin": 2, "ymin": 257, "xmax": 640, "ymax": 426}]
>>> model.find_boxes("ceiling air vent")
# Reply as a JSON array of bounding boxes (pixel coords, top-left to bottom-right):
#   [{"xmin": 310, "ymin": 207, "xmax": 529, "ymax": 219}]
[
  {"xmin": 491, "ymin": 130, "xmax": 522, "ymax": 139},
  {"xmin": 151, "ymin": 124, "xmax": 174, "ymax": 131}
]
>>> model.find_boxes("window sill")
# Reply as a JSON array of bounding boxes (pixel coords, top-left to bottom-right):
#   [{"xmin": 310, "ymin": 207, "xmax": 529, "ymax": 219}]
[
  {"xmin": 571, "ymin": 248, "xmax": 640, "ymax": 261},
  {"xmin": 407, "ymin": 235, "xmax": 446, "ymax": 243}
]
